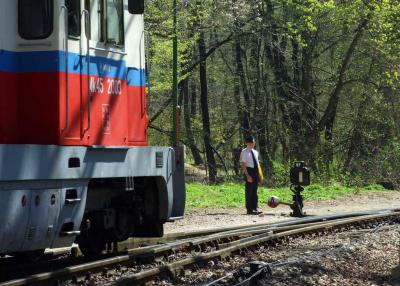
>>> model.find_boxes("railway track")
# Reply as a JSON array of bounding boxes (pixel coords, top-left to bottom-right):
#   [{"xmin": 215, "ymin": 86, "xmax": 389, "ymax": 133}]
[
  {"xmin": 205, "ymin": 223, "xmax": 400, "ymax": 286},
  {"xmin": 1, "ymin": 209, "xmax": 399, "ymax": 286}
]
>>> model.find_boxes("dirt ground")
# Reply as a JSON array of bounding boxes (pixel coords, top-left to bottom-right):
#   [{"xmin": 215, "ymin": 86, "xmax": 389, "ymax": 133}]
[{"xmin": 165, "ymin": 191, "xmax": 400, "ymax": 234}]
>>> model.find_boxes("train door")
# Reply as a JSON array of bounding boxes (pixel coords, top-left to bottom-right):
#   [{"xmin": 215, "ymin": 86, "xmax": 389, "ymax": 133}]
[
  {"xmin": 126, "ymin": 8, "xmax": 148, "ymax": 145},
  {"xmin": 127, "ymin": 67, "xmax": 148, "ymax": 144},
  {"xmin": 62, "ymin": 0, "xmax": 89, "ymax": 144},
  {"xmin": 66, "ymin": 0, "xmax": 128, "ymax": 146}
]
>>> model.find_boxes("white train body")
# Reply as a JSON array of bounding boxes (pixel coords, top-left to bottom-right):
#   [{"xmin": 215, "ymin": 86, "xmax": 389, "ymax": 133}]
[{"xmin": 0, "ymin": 0, "xmax": 185, "ymax": 257}]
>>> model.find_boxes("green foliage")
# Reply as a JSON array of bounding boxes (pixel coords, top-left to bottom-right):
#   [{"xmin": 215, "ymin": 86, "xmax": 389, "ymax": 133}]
[
  {"xmin": 269, "ymin": 162, "xmax": 290, "ymax": 187},
  {"xmin": 145, "ymin": 0, "xmax": 400, "ymax": 187},
  {"xmin": 186, "ymin": 182, "xmax": 389, "ymax": 209}
]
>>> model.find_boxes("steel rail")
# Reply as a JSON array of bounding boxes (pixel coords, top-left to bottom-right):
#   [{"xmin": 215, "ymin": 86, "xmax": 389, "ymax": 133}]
[
  {"xmin": 118, "ymin": 208, "xmax": 397, "ymax": 250},
  {"xmin": 122, "ymin": 208, "xmax": 397, "ymax": 250},
  {"xmin": 208, "ymin": 225, "xmax": 400, "ymax": 285},
  {"xmin": 188, "ymin": 219, "xmax": 347, "ymax": 251},
  {"xmin": 1, "ymin": 210, "xmax": 398, "ymax": 286},
  {"xmin": 101, "ymin": 212, "xmax": 400, "ymax": 286}
]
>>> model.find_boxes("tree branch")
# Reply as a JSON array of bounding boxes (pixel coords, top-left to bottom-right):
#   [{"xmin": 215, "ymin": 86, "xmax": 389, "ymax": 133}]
[
  {"xmin": 150, "ymin": 97, "xmax": 172, "ymax": 123},
  {"xmin": 318, "ymin": 18, "xmax": 369, "ymax": 130}
]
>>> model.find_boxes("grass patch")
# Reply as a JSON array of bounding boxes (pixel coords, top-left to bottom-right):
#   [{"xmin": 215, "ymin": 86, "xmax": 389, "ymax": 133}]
[{"xmin": 186, "ymin": 182, "xmax": 389, "ymax": 209}]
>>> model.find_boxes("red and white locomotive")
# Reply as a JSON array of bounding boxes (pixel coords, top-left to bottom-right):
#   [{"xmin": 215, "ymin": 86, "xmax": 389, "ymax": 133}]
[{"xmin": 0, "ymin": 0, "xmax": 185, "ymax": 256}]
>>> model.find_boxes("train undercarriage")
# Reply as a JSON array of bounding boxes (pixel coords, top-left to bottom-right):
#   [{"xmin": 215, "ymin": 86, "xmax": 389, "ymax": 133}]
[{"xmin": 0, "ymin": 144, "xmax": 185, "ymax": 257}]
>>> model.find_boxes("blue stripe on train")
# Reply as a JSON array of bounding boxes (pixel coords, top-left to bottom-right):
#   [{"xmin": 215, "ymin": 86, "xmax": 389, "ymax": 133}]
[{"xmin": 0, "ymin": 49, "xmax": 145, "ymax": 86}]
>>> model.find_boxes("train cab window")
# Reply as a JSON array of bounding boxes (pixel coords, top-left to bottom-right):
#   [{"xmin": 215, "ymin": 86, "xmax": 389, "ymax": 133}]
[
  {"xmin": 18, "ymin": 0, "xmax": 53, "ymax": 39},
  {"xmin": 65, "ymin": 0, "xmax": 80, "ymax": 38},
  {"xmin": 105, "ymin": 0, "xmax": 124, "ymax": 46}
]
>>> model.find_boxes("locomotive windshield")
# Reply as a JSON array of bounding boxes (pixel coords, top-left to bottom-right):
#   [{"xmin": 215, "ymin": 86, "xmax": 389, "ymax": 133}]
[{"xmin": 18, "ymin": 0, "xmax": 53, "ymax": 39}]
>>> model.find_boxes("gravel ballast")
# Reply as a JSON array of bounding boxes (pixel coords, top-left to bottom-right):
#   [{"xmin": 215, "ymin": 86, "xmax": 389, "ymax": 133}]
[
  {"xmin": 169, "ymin": 227, "xmax": 400, "ymax": 285},
  {"xmin": 159, "ymin": 191, "xmax": 400, "ymax": 285}
]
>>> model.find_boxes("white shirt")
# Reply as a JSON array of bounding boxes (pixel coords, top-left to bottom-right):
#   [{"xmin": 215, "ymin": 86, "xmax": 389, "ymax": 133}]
[{"xmin": 239, "ymin": 148, "xmax": 260, "ymax": 168}]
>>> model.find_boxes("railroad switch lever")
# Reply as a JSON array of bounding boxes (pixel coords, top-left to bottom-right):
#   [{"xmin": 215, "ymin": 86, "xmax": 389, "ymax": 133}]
[
  {"xmin": 267, "ymin": 162, "xmax": 310, "ymax": 217},
  {"xmin": 290, "ymin": 185, "xmax": 305, "ymax": 217}
]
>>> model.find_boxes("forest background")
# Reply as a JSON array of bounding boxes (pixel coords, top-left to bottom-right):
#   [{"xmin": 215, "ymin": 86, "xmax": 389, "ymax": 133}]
[{"xmin": 144, "ymin": 0, "xmax": 400, "ymax": 188}]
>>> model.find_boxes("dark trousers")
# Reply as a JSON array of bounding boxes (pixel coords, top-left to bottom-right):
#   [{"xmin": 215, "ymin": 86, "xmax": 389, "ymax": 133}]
[{"xmin": 245, "ymin": 167, "xmax": 259, "ymax": 211}]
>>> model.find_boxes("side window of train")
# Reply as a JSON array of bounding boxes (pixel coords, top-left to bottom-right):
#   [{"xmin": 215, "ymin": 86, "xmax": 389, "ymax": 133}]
[
  {"xmin": 101, "ymin": 0, "xmax": 124, "ymax": 46},
  {"xmin": 65, "ymin": 0, "xmax": 80, "ymax": 38},
  {"xmin": 18, "ymin": 0, "xmax": 53, "ymax": 39}
]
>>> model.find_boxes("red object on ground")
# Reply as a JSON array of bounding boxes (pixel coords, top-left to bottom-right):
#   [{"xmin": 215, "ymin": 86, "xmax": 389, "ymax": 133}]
[{"xmin": 268, "ymin": 196, "xmax": 280, "ymax": 208}]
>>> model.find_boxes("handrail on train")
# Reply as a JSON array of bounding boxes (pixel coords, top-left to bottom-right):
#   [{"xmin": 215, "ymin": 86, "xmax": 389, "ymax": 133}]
[
  {"xmin": 81, "ymin": 9, "xmax": 91, "ymax": 134},
  {"xmin": 61, "ymin": 5, "xmax": 69, "ymax": 131}
]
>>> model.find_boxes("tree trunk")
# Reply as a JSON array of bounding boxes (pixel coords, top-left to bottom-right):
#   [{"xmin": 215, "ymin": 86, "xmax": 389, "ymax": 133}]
[
  {"xmin": 251, "ymin": 36, "xmax": 274, "ymax": 178},
  {"xmin": 198, "ymin": 31, "xmax": 217, "ymax": 182},
  {"xmin": 344, "ymin": 98, "xmax": 366, "ymax": 172},
  {"xmin": 317, "ymin": 18, "xmax": 369, "ymax": 132},
  {"xmin": 190, "ymin": 80, "xmax": 197, "ymax": 116},
  {"xmin": 182, "ymin": 76, "xmax": 203, "ymax": 165},
  {"xmin": 232, "ymin": 45, "xmax": 245, "ymax": 140},
  {"xmin": 235, "ymin": 42, "xmax": 251, "ymax": 136}
]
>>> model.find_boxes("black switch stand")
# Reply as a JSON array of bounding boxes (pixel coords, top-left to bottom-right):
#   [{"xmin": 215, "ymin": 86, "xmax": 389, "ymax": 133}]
[{"xmin": 290, "ymin": 184, "xmax": 305, "ymax": 217}]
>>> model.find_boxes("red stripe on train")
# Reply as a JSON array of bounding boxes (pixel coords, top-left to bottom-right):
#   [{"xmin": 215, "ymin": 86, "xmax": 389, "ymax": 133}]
[{"xmin": 0, "ymin": 72, "xmax": 148, "ymax": 146}]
